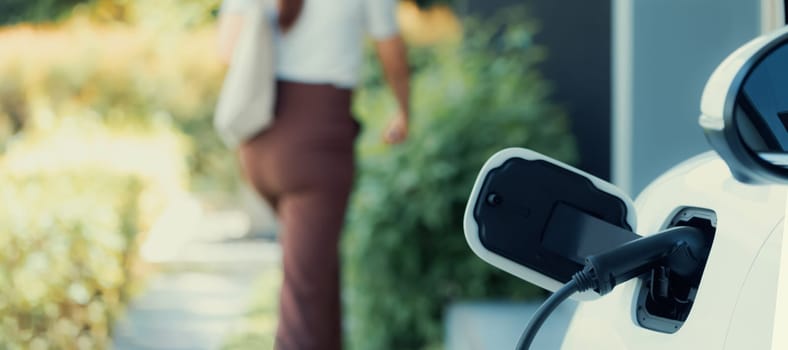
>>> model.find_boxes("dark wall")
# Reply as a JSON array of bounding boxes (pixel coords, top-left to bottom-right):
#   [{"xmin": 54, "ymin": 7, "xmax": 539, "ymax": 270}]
[{"xmin": 456, "ymin": 0, "xmax": 612, "ymax": 179}]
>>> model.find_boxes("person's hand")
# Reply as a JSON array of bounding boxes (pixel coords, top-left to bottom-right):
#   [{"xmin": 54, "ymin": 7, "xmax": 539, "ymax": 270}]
[{"xmin": 383, "ymin": 112, "xmax": 409, "ymax": 145}]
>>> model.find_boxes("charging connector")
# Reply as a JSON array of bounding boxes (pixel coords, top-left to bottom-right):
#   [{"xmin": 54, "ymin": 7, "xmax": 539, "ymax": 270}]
[
  {"xmin": 516, "ymin": 226, "xmax": 712, "ymax": 349},
  {"xmin": 636, "ymin": 208, "xmax": 717, "ymax": 333},
  {"xmin": 574, "ymin": 226, "xmax": 709, "ymax": 295}
]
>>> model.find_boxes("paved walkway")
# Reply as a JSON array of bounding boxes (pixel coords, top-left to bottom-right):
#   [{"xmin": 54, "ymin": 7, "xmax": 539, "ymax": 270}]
[
  {"xmin": 112, "ymin": 199, "xmax": 281, "ymax": 350},
  {"xmin": 113, "ymin": 240, "xmax": 281, "ymax": 350}
]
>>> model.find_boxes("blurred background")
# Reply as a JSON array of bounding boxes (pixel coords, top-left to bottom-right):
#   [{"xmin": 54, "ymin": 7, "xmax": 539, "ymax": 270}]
[{"xmin": 0, "ymin": 0, "xmax": 777, "ymax": 349}]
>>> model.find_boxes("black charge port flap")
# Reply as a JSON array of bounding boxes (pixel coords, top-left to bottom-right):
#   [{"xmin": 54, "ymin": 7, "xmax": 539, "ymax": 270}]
[{"xmin": 473, "ymin": 158, "xmax": 636, "ymax": 283}]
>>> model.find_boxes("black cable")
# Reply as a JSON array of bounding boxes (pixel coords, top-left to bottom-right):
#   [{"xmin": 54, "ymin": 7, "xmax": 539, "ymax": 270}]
[{"xmin": 516, "ymin": 279, "xmax": 579, "ymax": 350}]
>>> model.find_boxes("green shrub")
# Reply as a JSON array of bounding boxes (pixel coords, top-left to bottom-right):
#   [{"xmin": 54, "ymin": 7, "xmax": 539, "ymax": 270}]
[
  {"xmin": 0, "ymin": 170, "xmax": 144, "ymax": 349},
  {"xmin": 0, "ymin": 0, "xmax": 222, "ymax": 28},
  {"xmin": 0, "ymin": 116, "xmax": 187, "ymax": 349},
  {"xmin": 0, "ymin": 0, "xmax": 90, "ymax": 26},
  {"xmin": 0, "ymin": 23, "xmax": 235, "ymax": 194},
  {"xmin": 343, "ymin": 9, "xmax": 577, "ymax": 350}
]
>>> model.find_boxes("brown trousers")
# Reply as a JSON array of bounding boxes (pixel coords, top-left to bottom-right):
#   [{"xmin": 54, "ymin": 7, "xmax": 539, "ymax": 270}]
[{"xmin": 239, "ymin": 81, "xmax": 358, "ymax": 350}]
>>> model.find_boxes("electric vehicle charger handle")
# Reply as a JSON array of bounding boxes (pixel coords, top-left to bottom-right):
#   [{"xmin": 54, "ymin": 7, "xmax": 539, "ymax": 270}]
[
  {"xmin": 518, "ymin": 225, "xmax": 712, "ymax": 350},
  {"xmin": 578, "ymin": 226, "xmax": 710, "ymax": 295}
]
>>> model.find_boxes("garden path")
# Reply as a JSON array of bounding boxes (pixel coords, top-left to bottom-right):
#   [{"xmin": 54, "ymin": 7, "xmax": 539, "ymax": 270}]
[{"xmin": 112, "ymin": 199, "xmax": 281, "ymax": 350}]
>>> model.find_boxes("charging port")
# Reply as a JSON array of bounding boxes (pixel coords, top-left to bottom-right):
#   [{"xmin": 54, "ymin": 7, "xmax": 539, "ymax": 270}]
[{"xmin": 634, "ymin": 207, "xmax": 716, "ymax": 333}]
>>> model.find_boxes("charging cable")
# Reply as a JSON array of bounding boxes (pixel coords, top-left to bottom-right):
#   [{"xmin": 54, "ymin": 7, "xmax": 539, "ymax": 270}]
[{"xmin": 516, "ymin": 226, "xmax": 710, "ymax": 350}]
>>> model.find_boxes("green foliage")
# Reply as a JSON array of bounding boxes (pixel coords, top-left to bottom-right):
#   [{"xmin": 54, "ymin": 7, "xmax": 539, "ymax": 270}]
[
  {"xmin": 0, "ymin": 170, "xmax": 144, "ymax": 349},
  {"xmin": 0, "ymin": 115, "xmax": 186, "ymax": 348},
  {"xmin": 343, "ymin": 10, "xmax": 577, "ymax": 350},
  {"xmin": 0, "ymin": 0, "xmax": 231, "ymax": 192},
  {"xmin": 0, "ymin": 1, "xmax": 229, "ymax": 347},
  {"xmin": 0, "ymin": 0, "xmax": 222, "ymax": 27},
  {"xmin": 0, "ymin": 0, "xmax": 90, "ymax": 26},
  {"xmin": 0, "ymin": 24, "xmax": 235, "ymax": 194},
  {"xmin": 0, "ymin": 0, "xmax": 453, "ymax": 28},
  {"xmin": 128, "ymin": 0, "xmax": 221, "ymax": 28}
]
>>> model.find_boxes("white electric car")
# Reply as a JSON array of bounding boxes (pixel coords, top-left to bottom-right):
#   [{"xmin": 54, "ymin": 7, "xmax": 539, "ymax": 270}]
[{"xmin": 464, "ymin": 25, "xmax": 788, "ymax": 350}]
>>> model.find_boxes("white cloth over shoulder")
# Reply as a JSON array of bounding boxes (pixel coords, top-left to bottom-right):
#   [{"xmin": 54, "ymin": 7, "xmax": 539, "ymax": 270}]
[
  {"xmin": 215, "ymin": 0, "xmax": 277, "ymax": 148},
  {"xmin": 223, "ymin": 0, "xmax": 399, "ymax": 88}
]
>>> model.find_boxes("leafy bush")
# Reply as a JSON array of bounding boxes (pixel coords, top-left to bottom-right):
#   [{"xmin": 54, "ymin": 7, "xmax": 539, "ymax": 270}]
[
  {"xmin": 0, "ymin": 0, "xmax": 90, "ymax": 26},
  {"xmin": 0, "ymin": 171, "xmax": 141, "ymax": 349},
  {"xmin": 0, "ymin": 0, "xmax": 454, "ymax": 28},
  {"xmin": 0, "ymin": 117, "xmax": 187, "ymax": 349},
  {"xmin": 0, "ymin": 20, "xmax": 234, "ymax": 194},
  {"xmin": 0, "ymin": 2, "xmax": 229, "ymax": 348},
  {"xmin": 343, "ymin": 9, "xmax": 577, "ymax": 350},
  {"xmin": 0, "ymin": 0, "xmax": 222, "ymax": 27}
]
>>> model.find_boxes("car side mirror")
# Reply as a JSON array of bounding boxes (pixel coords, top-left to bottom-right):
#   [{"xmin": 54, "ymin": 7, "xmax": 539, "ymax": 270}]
[
  {"xmin": 463, "ymin": 148, "xmax": 638, "ymax": 300},
  {"xmin": 701, "ymin": 26, "xmax": 788, "ymax": 184}
]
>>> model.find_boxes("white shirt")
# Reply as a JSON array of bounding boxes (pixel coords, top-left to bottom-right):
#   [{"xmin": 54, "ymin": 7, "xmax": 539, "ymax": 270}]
[{"xmin": 223, "ymin": 0, "xmax": 399, "ymax": 88}]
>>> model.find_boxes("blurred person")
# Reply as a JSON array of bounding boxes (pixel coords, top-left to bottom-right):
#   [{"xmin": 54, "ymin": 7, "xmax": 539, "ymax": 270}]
[{"xmin": 217, "ymin": 0, "xmax": 410, "ymax": 349}]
